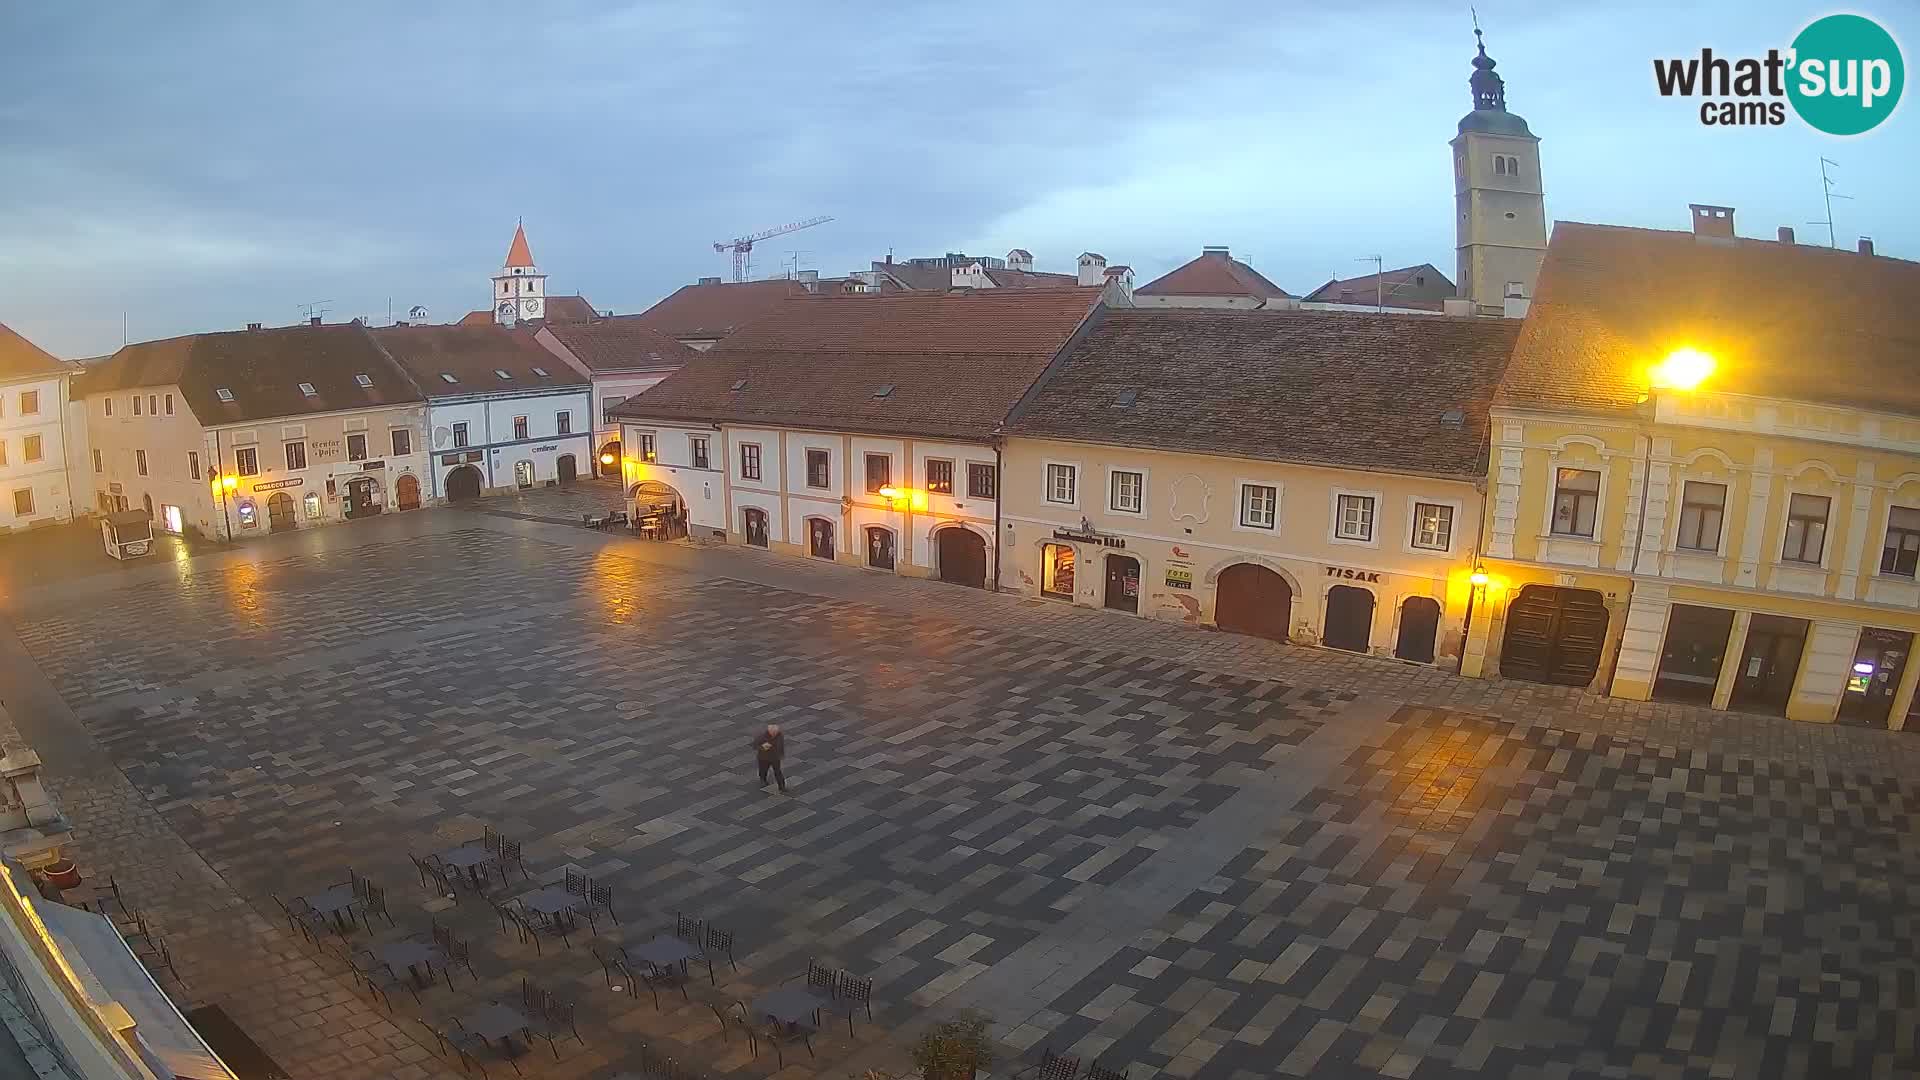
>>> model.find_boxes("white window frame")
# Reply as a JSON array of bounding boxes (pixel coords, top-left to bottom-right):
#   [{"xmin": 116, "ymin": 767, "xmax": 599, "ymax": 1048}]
[
  {"xmin": 1672, "ymin": 477, "xmax": 1731, "ymax": 556},
  {"xmin": 1106, "ymin": 467, "xmax": 1146, "ymax": 516},
  {"xmin": 1403, "ymin": 495, "xmax": 1462, "ymax": 555},
  {"xmin": 1235, "ymin": 480, "xmax": 1280, "ymax": 532},
  {"xmin": 1777, "ymin": 488, "xmax": 1834, "ymax": 569},
  {"xmin": 1043, "ymin": 461, "xmax": 1080, "ymax": 508},
  {"xmin": 285, "ymin": 440, "xmax": 307, "ymax": 471},
  {"xmin": 1539, "ymin": 441, "xmax": 1610, "ymax": 545},
  {"xmin": 803, "ymin": 446, "xmax": 833, "ymax": 490},
  {"xmin": 1329, "ymin": 489, "xmax": 1382, "ymax": 548}
]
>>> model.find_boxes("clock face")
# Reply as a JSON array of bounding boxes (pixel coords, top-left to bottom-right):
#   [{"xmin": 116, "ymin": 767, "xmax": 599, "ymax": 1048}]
[
  {"xmin": 497, "ymin": 300, "xmax": 516, "ymax": 317},
  {"xmin": 524, "ymin": 298, "xmax": 542, "ymax": 316}
]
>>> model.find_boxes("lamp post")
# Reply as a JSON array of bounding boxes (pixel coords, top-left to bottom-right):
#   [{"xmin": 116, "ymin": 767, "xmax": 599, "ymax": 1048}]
[
  {"xmin": 210, "ymin": 471, "xmax": 237, "ymax": 541},
  {"xmin": 1457, "ymin": 564, "xmax": 1490, "ymax": 675}
]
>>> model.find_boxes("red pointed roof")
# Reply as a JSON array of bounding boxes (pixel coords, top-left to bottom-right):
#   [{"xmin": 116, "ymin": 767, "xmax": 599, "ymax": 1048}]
[{"xmin": 504, "ymin": 222, "xmax": 535, "ymax": 268}]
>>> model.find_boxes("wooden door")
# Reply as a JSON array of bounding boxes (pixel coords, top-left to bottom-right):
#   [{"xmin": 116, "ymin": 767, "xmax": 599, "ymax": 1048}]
[
  {"xmin": 1324, "ymin": 585, "xmax": 1375, "ymax": 653},
  {"xmin": 267, "ymin": 492, "xmax": 296, "ymax": 532},
  {"xmin": 1500, "ymin": 586, "xmax": 1610, "ymax": 687},
  {"xmin": 395, "ymin": 473, "xmax": 421, "ymax": 510},
  {"xmin": 446, "ymin": 466, "xmax": 482, "ymax": 501},
  {"xmin": 557, "ymin": 455, "xmax": 578, "ymax": 484},
  {"xmin": 937, "ymin": 529, "xmax": 987, "ymax": 589},
  {"xmin": 1104, "ymin": 555, "xmax": 1140, "ymax": 613},
  {"xmin": 808, "ymin": 518, "xmax": 835, "ymax": 560},
  {"xmin": 1394, "ymin": 597, "xmax": 1441, "ymax": 663},
  {"xmin": 1213, "ymin": 564, "xmax": 1292, "ymax": 643},
  {"xmin": 1729, "ymin": 616, "xmax": 1809, "ymax": 714},
  {"xmin": 742, "ymin": 508, "xmax": 769, "ymax": 548},
  {"xmin": 866, "ymin": 527, "xmax": 895, "ymax": 570}
]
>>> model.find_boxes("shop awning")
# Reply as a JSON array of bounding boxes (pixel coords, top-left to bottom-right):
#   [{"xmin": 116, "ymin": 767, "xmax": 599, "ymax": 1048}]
[{"xmin": 35, "ymin": 900, "xmax": 237, "ymax": 1079}]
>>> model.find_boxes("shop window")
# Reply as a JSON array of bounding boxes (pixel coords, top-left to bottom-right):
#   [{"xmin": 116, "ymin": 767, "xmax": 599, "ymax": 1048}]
[
  {"xmin": 303, "ymin": 492, "xmax": 322, "ymax": 520},
  {"xmin": 1551, "ymin": 468, "xmax": 1600, "ymax": 537},
  {"xmin": 237, "ymin": 498, "xmax": 258, "ymax": 528},
  {"xmin": 1677, "ymin": 481, "xmax": 1726, "ymax": 552},
  {"xmin": 1782, "ymin": 493, "xmax": 1830, "ymax": 564},
  {"xmin": 1041, "ymin": 543, "xmax": 1076, "ymax": 599}
]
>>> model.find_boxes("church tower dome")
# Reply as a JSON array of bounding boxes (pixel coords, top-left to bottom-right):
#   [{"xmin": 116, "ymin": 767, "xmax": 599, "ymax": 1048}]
[{"xmin": 1449, "ymin": 26, "xmax": 1547, "ymax": 314}]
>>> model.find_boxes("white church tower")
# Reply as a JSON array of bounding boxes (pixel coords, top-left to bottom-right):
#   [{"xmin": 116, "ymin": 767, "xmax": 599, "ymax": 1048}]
[
  {"xmin": 1451, "ymin": 28, "xmax": 1547, "ymax": 314},
  {"xmin": 492, "ymin": 220, "xmax": 546, "ymax": 325}
]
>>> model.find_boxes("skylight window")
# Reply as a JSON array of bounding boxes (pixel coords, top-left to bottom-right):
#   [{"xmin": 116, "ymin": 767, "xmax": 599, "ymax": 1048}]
[
  {"xmin": 439, "ymin": 373, "xmax": 458, "ymax": 384},
  {"xmin": 1114, "ymin": 389, "xmax": 1138, "ymax": 407},
  {"xmin": 872, "ymin": 384, "xmax": 895, "ymax": 399},
  {"xmin": 298, "ymin": 382, "xmax": 317, "ymax": 397},
  {"xmin": 730, "ymin": 379, "xmax": 748, "ymax": 391},
  {"xmin": 531, "ymin": 366, "xmax": 549, "ymax": 377},
  {"xmin": 354, "ymin": 373, "xmax": 374, "ymax": 388},
  {"xmin": 494, "ymin": 369, "xmax": 512, "ymax": 380},
  {"xmin": 215, "ymin": 388, "xmax": 235, "ymax": 403}
]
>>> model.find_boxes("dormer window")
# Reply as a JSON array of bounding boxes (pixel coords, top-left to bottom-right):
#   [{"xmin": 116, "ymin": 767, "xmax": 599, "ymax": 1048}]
[
  {"xmin": 495, "ymin": 369, "xmax": 512, "ymax": 380},
  {"xmin": 216, "ymin": 388, "xmax": 235, "ymax": 403},
  {"xmin": 531, "ymin": 366, "xmax": 550, "ymax": 377},
  {"xmin": 872, "ymin": 384, "xmax": 894, "ymax": 399},
  {"xmin": 439, "ymin": 373, "xmax": 458, "ymax": 384},
  {"xmin": 730, "ymin": 379, "xmax": 748, "ymax": 391},
  {"xmin": 298, "ymin": 382, "xmax": 317, "ymax": 397},
  {"xmin": 354, "ymin": 373, "xmax": 373, "ymax": 388}
]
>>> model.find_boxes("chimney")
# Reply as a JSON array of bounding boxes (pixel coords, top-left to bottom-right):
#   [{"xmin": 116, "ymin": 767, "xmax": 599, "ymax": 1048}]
[
  {"xmin": 1859, "ymin": 237, "xmax": 1876, "ymax": 257},
  {"xmin": 796, "ymin": 269, "xmax": 818, "ymax": 285},
  {"xmin": 1689, "ymin": 203, "xmax": 1736, "ymax": 241},
  {"xmin": 308, "ymin": 315, "xmax": 322, "ymax": 326},
  {"xmin": 247, "ymin": 322, "xmax": 263, "ymax": 331},
  {"xmin": 697, "ymin": 276, "xmax": 722, "ymax": 286},
  {"xmin": 1441, "ymin": 298, "xmax": 1475, "ymax": 318},
  {"xmin": 1077, "ymin": 252, "xmax": 1107, "ymax": 287},
  {"xmin": 1202, "ymin": 245, "xmax": 1231, "ymax": 259},
  {"xmin": 1006, "ymin": 249, "xmax": 1034, "ymax": 272},
  {"xmin": 1778, "ymin": 226, "xmax": 1795, "ymax": 245}
]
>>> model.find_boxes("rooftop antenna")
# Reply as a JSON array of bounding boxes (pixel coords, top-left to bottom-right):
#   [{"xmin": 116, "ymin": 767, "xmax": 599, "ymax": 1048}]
[
  {"xmin": 1356, "ymin": 255, "xmax": 1385, "ymax": 311},
  {"xmin": 298, "ymin": 300, "xmax": 333, "ymax": 323},
  {"xmin": 1810, "ymin": 157, "xmax": 1851, "ymax": 248}
]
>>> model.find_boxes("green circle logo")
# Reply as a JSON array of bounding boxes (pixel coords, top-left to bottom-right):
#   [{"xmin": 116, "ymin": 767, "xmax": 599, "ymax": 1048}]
[{"xmin": 1788, "ymin": 14, "xmax": 1904, "ymax": 135}]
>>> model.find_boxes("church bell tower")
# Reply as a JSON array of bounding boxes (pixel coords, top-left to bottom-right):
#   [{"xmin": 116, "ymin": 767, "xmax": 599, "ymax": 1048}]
[
  {"xmin": 1451, "ymin": 28, "xmax": 1547, "ymax": 313},
  {"xmin": 492, "ymin": 221, "xmax": 546, "ymax": 325}
]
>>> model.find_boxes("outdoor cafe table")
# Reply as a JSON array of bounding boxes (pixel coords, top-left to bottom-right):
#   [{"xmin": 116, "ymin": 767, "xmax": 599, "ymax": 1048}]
[
  {"xmin": 458, "ymin": 1002, "xmax": 531, "ymax": 1054},
  {"xmin": 520, "ymin": 886, "xmax": 579, "ymax": 929},
  {"xmin": 754, "ymin": 986, "xmax": 828, "ymax": 1027},
  {"xmin": 436, "ymin": 844, "xmax": 497, "ymax": 889},
  {"xmin": 373, "ymin": 940, "xmax": 442, "ymax": 987},
  {"xmin": 629, "ymin": 934, "xmax": 699, "ymax": 975},
  {"xmin": 300, "ymin": 884, "xmax": 360, "ymax": 932}
]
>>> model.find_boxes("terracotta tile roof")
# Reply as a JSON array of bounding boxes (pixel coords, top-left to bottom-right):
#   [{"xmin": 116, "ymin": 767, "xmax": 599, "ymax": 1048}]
[
  {"xmin": 987, "ymin": 268, "xmax": 1079, "ymax": 289},
  {"xmin": 1007, "ymin": 309, "xmax": 1521, "ymax": 479},
  {"xmin": 541, "ymin": 295, "xmax": 599, "ymax": 323},
  {"xmin": 1500, "ymin": 222, "xmax": 1920, "ymax": 418},
  {"xmin": 0, "ymin": 323, "xmax": 66, "ymax": 380},
  {"xmin": 504, "ymin": 222, "xmax": 535, "ymax": 268},
  {"xmin": 634, "ymin": 279, "xmax": 803, "ymax": 342},
  {"xmin": 81, "ymin": 323, "xmax": 424, "ymax": 424},
  {"xmin": 615, "ymin": 287, "xmax": 1103, "ymax": 441},
  {"xmin": 373, "ymin": 324, "xmax": 587, "ymax": 393},
  {"xmin": 1136, "ymin": 249, "xmax": 1292, "ymax": 300},
  {"xmin": 456, "ymin": 310, "xmax": 494, "ymax": 327},
  {"xmin": 870, "ymin": 263, "xmax": 951, "ymax": 291},
  {"xmin": 1302, "ymin": 263, "xmax": 1454, "ymax": 310},
  {"xmin": 542, "ymin": 316, "xmax": 698, "ymax": 373}
]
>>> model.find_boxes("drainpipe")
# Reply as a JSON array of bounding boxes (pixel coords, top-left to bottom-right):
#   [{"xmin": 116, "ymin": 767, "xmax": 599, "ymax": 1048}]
[{"xmin": 991, "ymin": 440, "xmax": 1004, "ymax": 592}]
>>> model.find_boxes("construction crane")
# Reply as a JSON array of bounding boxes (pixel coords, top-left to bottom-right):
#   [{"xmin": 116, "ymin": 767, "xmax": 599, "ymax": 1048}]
[{"xmin": 713, "ymin": 216, "xmax": 833, "ymax": 282}]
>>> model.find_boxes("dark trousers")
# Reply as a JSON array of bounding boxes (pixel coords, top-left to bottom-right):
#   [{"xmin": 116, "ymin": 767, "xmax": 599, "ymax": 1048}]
[{"xmin": 758, "ymin": 760, "xmax": 786, "ymax": 791}]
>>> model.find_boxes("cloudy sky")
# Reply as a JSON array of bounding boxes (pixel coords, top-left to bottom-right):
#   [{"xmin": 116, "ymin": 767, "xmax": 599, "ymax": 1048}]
[{"xmin": 3, "ymin": 2, "xmax": 1913, "ymax": 358}]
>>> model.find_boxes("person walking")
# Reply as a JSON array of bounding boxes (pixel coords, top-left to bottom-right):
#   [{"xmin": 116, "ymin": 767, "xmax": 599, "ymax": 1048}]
[{"xmin": 753, "ymin": 723, "xmax": 787, "ymax": 793}]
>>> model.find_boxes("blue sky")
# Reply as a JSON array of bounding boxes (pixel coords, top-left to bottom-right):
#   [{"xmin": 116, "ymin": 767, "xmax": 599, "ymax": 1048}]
[{"xmin": 2, "ymin": 1, "xmax": 1914, "ymax": 358}]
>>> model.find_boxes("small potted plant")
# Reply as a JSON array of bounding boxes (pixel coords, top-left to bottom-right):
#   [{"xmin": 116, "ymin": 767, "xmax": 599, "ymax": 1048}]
[{"xmin": 911, "ymin": 1013, "xmax": 993, "ymax": 1080}]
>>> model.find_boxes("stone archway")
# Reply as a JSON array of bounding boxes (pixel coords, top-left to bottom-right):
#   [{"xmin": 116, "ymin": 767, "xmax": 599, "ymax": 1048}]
[
  {"xmin": 1213, "ymin": 562, "xmax": 1294, "ymax": 643},
  {"xmin": 395, "ymin": 473, "xmax": 421, "ymax": 510},
  {"xmin": 934, "ymin": 525, "xmax": 988, "ymax": 589},
  {"xmin": 631, "ymin": 481, "xmax": 686, "ymax": 539},
  {"xmin": 446, "ymin": 465, "xmax": 483, "ymax": 502}
]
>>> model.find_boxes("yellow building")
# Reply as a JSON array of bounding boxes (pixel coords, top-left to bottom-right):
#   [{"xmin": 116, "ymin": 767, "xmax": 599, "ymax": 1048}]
[
  {"xmin": 1002, "ymin": 308, "xmax": 1519, "ymax": 665},
  {"xmin": 1464, "ymin": 208, "xmax": 1920, "ymax": 728}
]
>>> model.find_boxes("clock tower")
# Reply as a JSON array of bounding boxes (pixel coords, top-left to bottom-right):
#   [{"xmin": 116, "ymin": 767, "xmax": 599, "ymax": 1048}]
[
  {"xmin": 491, "ymin": 220, "xmax": 546, "ymax": 325},
  {"xmin": 1450, "ymin": 28, "xmax": 1547, "ymax": 314}
]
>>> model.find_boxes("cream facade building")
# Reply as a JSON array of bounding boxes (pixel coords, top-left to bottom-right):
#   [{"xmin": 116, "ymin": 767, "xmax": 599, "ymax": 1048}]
[
  {"xmin": 78, "ymin": 322, "xmax": 430, "ymax": 540},
  {"xmin": 1001, "ymin": 309, "xmax": 1519, "ymax": 664},
  {"xmin": 1465, "ymin": 212, "xmax": 1920, "ymax": 728},
  {"xmin": 0, "ymin": 325, "xmax": 76, "ymax": 533}
]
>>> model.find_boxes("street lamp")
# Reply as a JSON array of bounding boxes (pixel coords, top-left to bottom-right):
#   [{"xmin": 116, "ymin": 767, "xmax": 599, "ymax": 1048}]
[
  {"xmin": 1457, "ymin": 564, "xmax": 1491, "ymax": 675},
  {"xmin": 210, "ymin": 471, "xmax": 237, "ymax": 541},
  {"xmin": 1649, "ymin": 347, "xmax": 1715, "ymax": 391}
]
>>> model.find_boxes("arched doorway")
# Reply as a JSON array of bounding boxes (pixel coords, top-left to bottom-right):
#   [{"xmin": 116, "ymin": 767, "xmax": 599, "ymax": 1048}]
[
  {"xmin": 865, "ymin": 526, "xmax": 895, "ymax": 570},
  {"xmin": 343, "ymin": 477, "xmax": 381, "ymax": 519},
  {"xmin": 936, "ymin": 528, "xmax": 987, "ymax": 589},
  {"xmin": 742, "ymin": 507, "xmax": 769, "ymax": 548},
  {"xmin": 267, "ymin": 491, "xmax": 296, "ymax": 533},
  {"xmin": 557, "ymin": 454, "xmax": 578, "ymax": 484},
  {"xmin": 395, "ymin": 473, "xmax": 421, "ymax": 510},
  {"xmin": 1213, "ymin": 563, "xmax": 1293, "ymax": 643},
  {"xmin": 514, "ymin": 460, "xmax": 535, "ymax": 489},
  {"xmin": 1324, "ymin": 585, "xmax": 1374, "ymax": 653},
  {"xmin": 597, "ymin": 440, "xmax": 621, "ymax": 477},
  {"xmin": 1500, "ymin": 585, "xmax": 1609, "ymax": 687},
  {"xmin": 446, "ymin": 465, "xmax": 483, "ymax": 501},
  {"xmin": 632, "ymin": 482, "xmax": 685, "ymax": 539},
  {"xmin": 807, "ymin": 518, "xmax": 835, "ymax": 560},
  {"xmin": 1104, "ymin": 554, "xmax": 1141, "ymax": 613},
  {"xmin": 1395, "ymin": 596, "xmax": 1442, "ymax": 663}
]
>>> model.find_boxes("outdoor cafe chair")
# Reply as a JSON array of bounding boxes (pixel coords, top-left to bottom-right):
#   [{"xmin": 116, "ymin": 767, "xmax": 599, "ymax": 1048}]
[
  {"xmin": 1084, "ymin": 1063, "xmax": 1128, "ymax": 1080},
  {"xmin": 498, "ymin": 838, "xmax": 529, "ymax": 882},
  {"xmin": 704, "ymin": 925, "xmax": 737, "ymax": 976},
  {"xmin": 361, "ymin": 881, "xmax": 394, "ymax": 927},
  {"xmin": 1011, "ymin": 1048, "xmax": 1080, "ymax": 1080},
  {"xmin": 589, "ymin": 879, "xmax": 618, "ymax": 924},
  {"xmin": 710, "ymin": 1000, "xmax": 759, "ymax": 1053},
  {"xmin": 760, "ymin": 1016, "xmax": 815, "ymax": 1069},
  {"xmin": 838, "ymin": 972, "xmax": 874, "ymax": 1034}
]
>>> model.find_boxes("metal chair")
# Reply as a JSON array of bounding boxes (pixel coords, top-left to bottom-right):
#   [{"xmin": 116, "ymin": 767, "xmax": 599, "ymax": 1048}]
[
  {"xmin": 760, "ymin": 1016, "xmax": 815, "ymax": 1069},
  {"xmin": 675, "ymin": 911, "xmax": 703, "ymax": 946},
  {"xmin": 705, "ymin": 925, "xmax": 737, "ymax": 976},
  {"xmin": 590, "ymin": 944, "xmax": 630, "ymax": 991},
  {"xmin": 345, "ymin": 946, "xmax": 421, "ymax": 1009},
  {"xmin": 115, "ymin": 906, "xmax": 152, "ymax": 946},
  {"xmin": 346, "ymin": 867, "xmax": 368, "ymax": 900},
  {"xmin": 589, "ymin": 879, "xmax": 618, "ymax": 924},
  {"xmin": 563, "ymin": 868, "xmax": 588, "ymax": 898},
  {"xmin": 483, "ymin": 824, "xmax": 502, "ymax": 854},
  {"xmin": 361, "ymin": 881, "xmax": 394, "ymax": 927},
  {"xmin": 408, "ymin": 853, "xmax": 438, "ymax": 893},
  {"xmin": 1011, "ymin": 1047, "xmax": 1080, "ymax": 1080},
  {"xmin": 1084, "ymin": 1063, "xmax": 1128, "ymax": 1080},
  {"xmin": 498, "ymin": 838, "xmax": 528, "ymax": 881},
  {"xmin": 792, "ymin": 957, "xmax": 838, "ymax": 999},
  {"xmin": 710, "ymin": 1000, "xmax": 758, "ymax": 1054},
  {"xmin": 444, "ymin": 935, "xmax": 478, "ymax": 984},
  {"xmin": 838, "ymin": 972, "xmax": 874, "ymax": 1034},
  {"xmin": 530, "ymin": 996, "xmax": 583, "ymax": 1059},
  {"xmin": 97, "ymin": 873, "xmax": 128, "ymax": 916},
  {"xmin": 635, "ymin": 963, "xmax": 689, "ymax": 1010}
]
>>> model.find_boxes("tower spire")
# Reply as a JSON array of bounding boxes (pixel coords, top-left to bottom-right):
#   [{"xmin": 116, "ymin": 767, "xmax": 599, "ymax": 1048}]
[
  {"xmin": 504, "ymin": 220, "xmax": 535, "ymax": 269},
  {"xmin": 1469, "ymin": 19, "xmax": 1508, "ymax": 112}
]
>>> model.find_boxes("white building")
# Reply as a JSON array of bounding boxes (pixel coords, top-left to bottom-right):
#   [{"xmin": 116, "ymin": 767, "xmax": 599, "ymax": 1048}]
[
  {"xmin": 0, "ymin": 324, "xmax": 76, "ymax": 533},
  {"xmin": 612, "ymin": 287, "xmax": 1105, "ymax": 586},
  {"xmin": 373, "ymin": 325, "xmax": 592, "ymax": 499},
  {"xmin": 537, "ymin": 318, "xmax": 696, "ymax": 478}
]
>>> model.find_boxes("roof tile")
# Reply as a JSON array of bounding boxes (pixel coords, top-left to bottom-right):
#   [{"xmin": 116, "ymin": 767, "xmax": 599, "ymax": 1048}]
[{"xmin": 1136, "ymin": 250, "xmax": 1292, "ymax": 300}]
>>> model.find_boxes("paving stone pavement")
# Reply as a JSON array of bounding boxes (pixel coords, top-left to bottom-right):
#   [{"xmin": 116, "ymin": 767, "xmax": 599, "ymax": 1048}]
[{"xmin": 2, "ymin": 496, "xmax": 1919, "ymax": 1078}]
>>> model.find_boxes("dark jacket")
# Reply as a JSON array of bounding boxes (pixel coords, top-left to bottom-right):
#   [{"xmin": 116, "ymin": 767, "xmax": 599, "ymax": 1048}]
[{"xmin": 753, "ymin": 730, "xmax": 785, "ymax": 763}]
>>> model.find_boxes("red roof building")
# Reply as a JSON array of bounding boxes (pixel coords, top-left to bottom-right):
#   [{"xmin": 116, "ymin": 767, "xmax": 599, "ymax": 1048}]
[{"xmin": 1134, "ymin": 247, "xmax": 1293, "ymax": 309}]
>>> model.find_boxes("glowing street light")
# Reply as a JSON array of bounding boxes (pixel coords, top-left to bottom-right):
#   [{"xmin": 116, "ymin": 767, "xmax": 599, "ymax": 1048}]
[
  {"xmin": 599, "ymin": 452, "xmax": 617, "ymax": 467},
  {"xmin": 1469, "ymin": 568, "xmax": 1490, "ymax": 587},
  {"xmin": 1650, "ymin": 347, "xmax": 1715, "ymax": 391},
  {"xmin": 222, "ymin": 474, "xmax": 238, "ymax": 491}
]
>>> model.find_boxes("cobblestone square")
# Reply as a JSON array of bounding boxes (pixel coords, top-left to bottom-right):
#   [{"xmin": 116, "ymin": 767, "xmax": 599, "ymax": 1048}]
[{"xmin": 4, "ymin": 507, "xmax": 1919, "ymax": 1079}]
